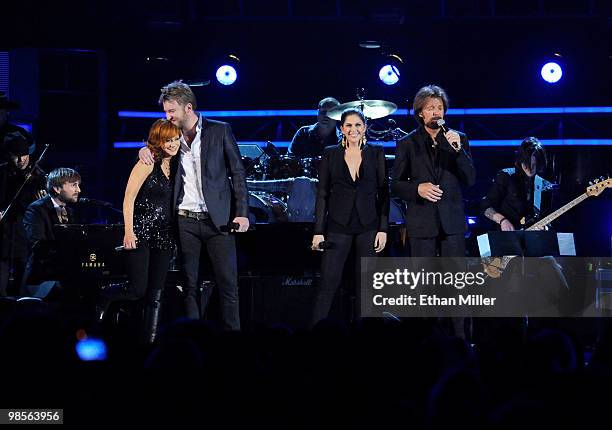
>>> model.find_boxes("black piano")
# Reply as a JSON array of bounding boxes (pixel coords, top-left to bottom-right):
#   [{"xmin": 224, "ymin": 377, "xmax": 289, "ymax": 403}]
[{"xmin": 28, "ymin": 224, "xmax": 127, "ymax": 300}]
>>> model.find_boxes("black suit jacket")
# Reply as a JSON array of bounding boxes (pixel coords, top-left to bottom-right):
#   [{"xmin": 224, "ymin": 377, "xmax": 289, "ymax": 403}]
[
  {"xmin": 391, "ymin": 126, "xmax": 476, "ymax": 237},
  {"xmin": 314, "ymin": 144, "xmax": 389, "ymax": 234},
  {"xmin": 22, "ymin": 196, "xmax": 76, "ymax": 288},
  {"xmin": 172, "ymin": 117, "xmax": 249, "ymax": 230},
  {"xmin": 23, "ymin": 196, "xmax": 76, "ymax": 248}
]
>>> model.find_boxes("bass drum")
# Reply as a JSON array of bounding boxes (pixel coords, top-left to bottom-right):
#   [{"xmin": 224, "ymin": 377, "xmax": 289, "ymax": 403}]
[
  {"xmin": 265, "ymin": 155, "xmax": 304, "ymax": 179},
  {"xmin": 248, "ymin": 191, "xmax": 288, "ymax": 224}
]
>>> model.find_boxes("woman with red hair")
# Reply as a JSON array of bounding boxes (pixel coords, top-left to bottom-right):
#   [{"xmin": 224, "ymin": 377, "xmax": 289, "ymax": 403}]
[{"xmin": 97, "ymin": 119, "xmax": 180, "ymax": 343}]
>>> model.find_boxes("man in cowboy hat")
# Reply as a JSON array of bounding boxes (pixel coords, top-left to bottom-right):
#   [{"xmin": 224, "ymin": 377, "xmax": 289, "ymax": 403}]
[
  {"xmin": 0, "ymin": 131, "xmax": 46, "ymax": 296},
  {"xmin": 0, "ymin": 92, "xmax": 35, "ymax": 163}
]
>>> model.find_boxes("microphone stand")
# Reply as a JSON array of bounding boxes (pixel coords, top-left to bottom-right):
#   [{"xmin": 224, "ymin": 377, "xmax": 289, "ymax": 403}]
[
  {"xmin": 0, "ymin": 144, "xmax": 50, "ymax": 223},
  {"xmin": 107, "ymin": 206, "xmax": 123, "ymax": 216}
]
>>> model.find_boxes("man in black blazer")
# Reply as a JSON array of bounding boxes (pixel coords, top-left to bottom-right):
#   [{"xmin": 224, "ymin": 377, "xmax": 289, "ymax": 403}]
[
  {"xmin": 392, "ymin": 85, "xmax": 476, "ymax": 257},
  {"xmin": 140, "ymin": 81, "xmax": 248, "ymax": 330},
  {"xmin": 22, "ymin": 168, "xmax": 81, "ymax": 293}
]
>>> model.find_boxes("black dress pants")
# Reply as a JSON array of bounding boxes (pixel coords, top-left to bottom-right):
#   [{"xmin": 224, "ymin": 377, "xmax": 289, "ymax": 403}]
[
  {"xmin": 310, "ymin": 230, "xmax": 377, "ymax": 327},
  {"xmin": 408, "ymin": 233, "xmax": 466, "ymax": 257},
  {"xmin": 178, "ymin": 215, "xmax": 240, "ymax": 331}
]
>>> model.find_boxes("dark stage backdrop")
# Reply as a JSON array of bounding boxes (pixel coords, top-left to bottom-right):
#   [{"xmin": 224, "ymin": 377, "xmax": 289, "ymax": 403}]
[{"xmin": 2, "ymin": 1, "xmax": 611, "ymax": 255}]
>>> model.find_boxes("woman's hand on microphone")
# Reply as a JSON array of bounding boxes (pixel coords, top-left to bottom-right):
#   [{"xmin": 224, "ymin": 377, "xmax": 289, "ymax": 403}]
[
  {"xmin": 123, "ymin": 231, "xmax": 138, "ymax": 249},
  {"xmin": 311, "ymin": 234, "xmax": 325, "ymax": 251}
]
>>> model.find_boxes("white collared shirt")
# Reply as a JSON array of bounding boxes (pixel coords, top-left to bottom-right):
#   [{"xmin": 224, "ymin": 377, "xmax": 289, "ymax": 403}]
[
  {"xmin": 178, "ymin": 114, "xmax": 208, "ymax": 212},
  {"xmin": 51, "ymin": 196, "xmax": 67, "ymax": 222}
]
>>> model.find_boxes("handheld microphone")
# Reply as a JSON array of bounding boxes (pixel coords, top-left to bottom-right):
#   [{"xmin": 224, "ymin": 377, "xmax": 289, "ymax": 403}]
[
  {"xmin": 311, "ymin": 241, "xmax": 333, "ymax": 251},
  {"xmin": 436, "ymin": 118, "xmax": 448, "ymax": 133},
  {"xmin": 220, "ymin": 222, "xmax": 241, "ymax": 233},
  {"xmin": 116, "ymin": 242, "xmax": 138, "ymax": 251},
  {"xmin": 436, "ymin": 119, "xmax": 460, "ymax": 151}
]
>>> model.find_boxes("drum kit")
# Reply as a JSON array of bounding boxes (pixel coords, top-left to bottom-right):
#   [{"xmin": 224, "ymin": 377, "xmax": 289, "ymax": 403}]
[
  {"xmin": 245, "ymin": 155, "xmax": 322, "ymax": 181},
  {"xmin": 245, "ymin": 98, "xmax": 403, "ymax": 224}
]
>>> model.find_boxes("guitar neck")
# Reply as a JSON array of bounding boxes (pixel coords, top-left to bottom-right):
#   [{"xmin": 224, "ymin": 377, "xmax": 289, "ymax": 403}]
[{"xmin": 527, "ymin": 193, "xmax": 589, "ymax": 231}]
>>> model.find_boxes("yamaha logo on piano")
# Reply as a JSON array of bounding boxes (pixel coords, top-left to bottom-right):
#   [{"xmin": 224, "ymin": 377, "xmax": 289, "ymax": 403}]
[{"xmin": 81, "ymin": 253, "xmax": 106, "ymax": 269}]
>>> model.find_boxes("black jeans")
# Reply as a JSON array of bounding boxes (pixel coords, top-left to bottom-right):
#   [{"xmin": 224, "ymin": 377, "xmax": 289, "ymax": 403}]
[
  {"xmin": 310, "ymin": 230, "xmax": 377, "ymax": 327},
  {"xmin": 178, "ymin": 215, "xmax": 240, "ymax": 330}
]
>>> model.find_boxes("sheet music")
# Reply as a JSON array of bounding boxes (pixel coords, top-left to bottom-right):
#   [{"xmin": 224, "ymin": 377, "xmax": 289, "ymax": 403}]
[{"xmin": 477, "ymin": 233, "xmax": 491, "ymax": 257}]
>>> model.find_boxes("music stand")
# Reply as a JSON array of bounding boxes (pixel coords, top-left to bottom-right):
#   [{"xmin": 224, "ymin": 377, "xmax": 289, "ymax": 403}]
[
  {"xmin": 477, "ymin": 231, "xmax": 575, "ymax": 257},
  {"xmin": 477, "ymin": 231, "xmax": 575, "ymax": 318}
]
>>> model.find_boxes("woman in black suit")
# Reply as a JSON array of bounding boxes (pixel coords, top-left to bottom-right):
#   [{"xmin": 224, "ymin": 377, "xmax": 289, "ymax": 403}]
[{"xmin": 310, "ymin": 108, "xmax": 389, "ymax": 326}]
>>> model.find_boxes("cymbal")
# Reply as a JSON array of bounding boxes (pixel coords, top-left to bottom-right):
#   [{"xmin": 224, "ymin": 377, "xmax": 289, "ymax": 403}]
[{"xmin": 326, "ymin": 99, "xmax": 397, "ymax": 120}]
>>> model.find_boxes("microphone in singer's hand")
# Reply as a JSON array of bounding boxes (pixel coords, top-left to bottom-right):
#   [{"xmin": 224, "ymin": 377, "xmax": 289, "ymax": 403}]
[
  {"xmin": 220, "ymin": 222, "xmax": 241, "ymax": 233},
  {"xmin": 436, "ymin": 118, "xmax": 448, "ymax": 133},
  {"xmin": 436, "ymin": 119, "xmax": 460, "ymax": 151},
  {"xmin": 311, "ymin": 241, "xmax": 333, "ymax": 250}
]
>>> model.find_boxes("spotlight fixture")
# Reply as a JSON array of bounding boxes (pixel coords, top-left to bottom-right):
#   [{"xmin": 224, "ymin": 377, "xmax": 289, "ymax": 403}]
[
  {"xmin": 378, "ymin": 53, "xmax": 403, "ymax": 86},
  {"xmin": 540, "ymin": 62, "xmax": 563, "ymax": 84},
  {"xmin": 216, "ymin": 54, "xmax": 240, "ymax": 86}
]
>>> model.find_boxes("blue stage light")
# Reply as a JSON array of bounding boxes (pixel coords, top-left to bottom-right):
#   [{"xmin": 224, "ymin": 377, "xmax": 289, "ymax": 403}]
[
  {"xmin": 216, "ymin": 65, "xmax": 237, "ymax": 86},
  {"xmin": 115, "ymin": 139, "xmax": 612, "ymax": 149},
  {"xmin": 541, "ymin": 62, "xmax": 563, "ymax": 83},
  {"xmin": 76, "ymin": 338, "xmax": 108, "ymax": 361},
  {"xmin": 379, "ymin": 65, "xmax": 400, "ymax": 85},
  {"xmin": 118, "ymin": 106, "xmax": 612, "ymax": 119}
]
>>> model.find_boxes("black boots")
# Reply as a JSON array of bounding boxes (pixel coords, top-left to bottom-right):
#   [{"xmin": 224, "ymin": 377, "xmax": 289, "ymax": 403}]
[
  {"xmin": 142, "ymin": 289, "xmax": 163, "ymax": 344},
  {"xmin": 95, "ymin": 281, "xmax": 131, "ymax": 322},
  {"xmin": 95, "ymin": 281, "xmax": 163, "ymax": 344}
]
